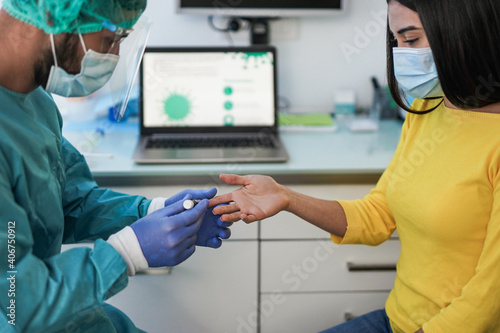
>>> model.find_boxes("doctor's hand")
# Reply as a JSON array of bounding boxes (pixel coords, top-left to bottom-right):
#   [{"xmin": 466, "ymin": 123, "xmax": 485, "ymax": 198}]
[
  {"xmin": 131, "ymin": 196, "xmax": 208, "ymax": 267},
  {"xmin": 209, "ymin": 174, "xmax": 290, "ymax": 223},
  {"xmin": 196, "ymin": 206, "xmax": 233, "ymax": 248},
  {"xmin": 163, "ymin": 189, "xmax": 231, "ymax": 248}
]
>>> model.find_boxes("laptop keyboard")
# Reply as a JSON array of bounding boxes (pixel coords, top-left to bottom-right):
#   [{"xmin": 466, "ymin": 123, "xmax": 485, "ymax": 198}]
[{"xmin": 146, "ymin": 136, "xmax": 276, "ymax": 149}]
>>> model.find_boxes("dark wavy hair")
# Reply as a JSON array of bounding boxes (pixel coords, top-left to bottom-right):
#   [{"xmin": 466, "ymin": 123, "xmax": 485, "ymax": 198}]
[{"xmin": 387, "ymin": 0, "xmax": 500, "ymax": 114}]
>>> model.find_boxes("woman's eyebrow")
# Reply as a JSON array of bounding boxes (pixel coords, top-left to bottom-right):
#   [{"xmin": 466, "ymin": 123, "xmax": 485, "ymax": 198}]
[{"xmin": 397, "ymin": 26, "xmax": 423, "ymax": 34}]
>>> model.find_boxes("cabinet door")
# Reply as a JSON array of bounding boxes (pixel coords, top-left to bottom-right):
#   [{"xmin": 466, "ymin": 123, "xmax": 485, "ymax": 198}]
[
  {"xmin": 109, "ymin": 185, "xmax": 259, "ymax": 240},
  {"xmin": 261, "ymin": 184, "xmax": 375, "ymax": 240},
  {"xmin": 107, "ymin": 241, "xmax": 258, "ymax": 333},
  {"xmin": 261, "ymin": 240, "xmax": 400, "ymax": 293},
  {"xmin": 260, "ymin": 292, "xmax": 390, "ymax": 333}
]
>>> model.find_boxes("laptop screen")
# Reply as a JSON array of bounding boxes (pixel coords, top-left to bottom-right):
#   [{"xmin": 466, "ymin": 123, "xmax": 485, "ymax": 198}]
[{"xmin": 140, "ymin": 47, "xmax": 277, "ymax": 131}]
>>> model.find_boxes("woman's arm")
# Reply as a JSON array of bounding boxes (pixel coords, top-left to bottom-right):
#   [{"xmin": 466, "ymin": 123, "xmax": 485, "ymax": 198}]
[
  {"xmin": 211, "ymin": 114, "xmax": 412, "ymax": 245},
  {"xmin": 210, "ymin": 174, "xmax": 348, "ymax": 238},
  {"xmin": 285, "ymin": 185, "xmax": 348, "ymax": 237}
]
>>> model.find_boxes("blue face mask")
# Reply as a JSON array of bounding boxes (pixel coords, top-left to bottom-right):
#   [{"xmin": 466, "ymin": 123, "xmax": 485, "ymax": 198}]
[
  {"xmin": 45, "ymin": 34, "xmax": 119, "ymax": 97},
  {"xmin": 393, "ymin": 47, "xmax": 444, "ymax": 99}
]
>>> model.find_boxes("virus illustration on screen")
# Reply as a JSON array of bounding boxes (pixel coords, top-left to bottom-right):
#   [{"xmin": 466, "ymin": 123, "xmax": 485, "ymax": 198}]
[{"xmin": 162, "ymin": 93, "xmax": 192, "ymax": 123}]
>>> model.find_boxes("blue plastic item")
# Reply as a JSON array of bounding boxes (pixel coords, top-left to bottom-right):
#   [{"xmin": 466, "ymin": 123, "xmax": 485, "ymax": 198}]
[{"xmin": 108, "ymin": 98, "xmax": 139, "ymax": 122}]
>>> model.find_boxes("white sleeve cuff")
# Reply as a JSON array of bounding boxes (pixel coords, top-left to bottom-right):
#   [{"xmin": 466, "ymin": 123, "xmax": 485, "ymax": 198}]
[
  {"xmin": 107, "ymin": 226, "xmax": 149, "ymax": 276},
  {"xmin": 147, "ymin": 197, "xmax": 167, "ymax": 215}
]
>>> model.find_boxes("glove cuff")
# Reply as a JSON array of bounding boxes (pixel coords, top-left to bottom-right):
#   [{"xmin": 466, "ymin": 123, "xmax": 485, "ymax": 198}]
[
  {"xmin": 107, "ymin": 226, "xmax": 149, "ymax": 276},
  {"xmin": 147, "ymin": 197, "xmax": 168, "ymax": 215}
]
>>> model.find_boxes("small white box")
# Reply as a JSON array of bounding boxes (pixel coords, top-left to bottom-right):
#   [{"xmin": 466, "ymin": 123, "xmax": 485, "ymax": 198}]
[{"xmin": 334, "ymin": 89, "xmax": 356, "ymax": 116}]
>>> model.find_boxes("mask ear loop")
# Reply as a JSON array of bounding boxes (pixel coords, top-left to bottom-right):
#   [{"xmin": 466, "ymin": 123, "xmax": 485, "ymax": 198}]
[
  {"xmin": 78, "ymin": 33, "xmax": 88, "ymax": 53},
  {"xmin": 49, "ymin": 34, "xmax": 58, "ymax": 68}
]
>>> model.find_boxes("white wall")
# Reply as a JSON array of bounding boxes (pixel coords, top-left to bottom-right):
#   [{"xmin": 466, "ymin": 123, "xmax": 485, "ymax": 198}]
[{"xmin": 143, "ymin": 0, "xmax": 388, "ymax": 111}]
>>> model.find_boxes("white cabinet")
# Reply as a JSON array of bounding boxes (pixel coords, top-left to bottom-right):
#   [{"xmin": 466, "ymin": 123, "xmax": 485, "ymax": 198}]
[
  {"xmin": 259, "ymin": 184, "xmax": 400, "ymax": 332},
  {"xmin": 261, "ymin": 240, "xmax": 400, "ymax": 293},
  {"xmin": 260, "ymin": 292, "xmax": 391, "ymax": 333}
]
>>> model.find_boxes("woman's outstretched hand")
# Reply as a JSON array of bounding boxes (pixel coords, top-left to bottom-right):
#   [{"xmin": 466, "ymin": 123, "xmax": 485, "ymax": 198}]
[{"xmin": 209, "ymin": 174, "xmax": 290, "ymax": 223}]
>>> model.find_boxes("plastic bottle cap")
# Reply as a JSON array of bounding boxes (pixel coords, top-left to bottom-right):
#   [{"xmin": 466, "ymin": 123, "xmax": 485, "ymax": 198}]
[{"xmin": 183, "ymin": 200, "xmax": 195, "ymax": 210}]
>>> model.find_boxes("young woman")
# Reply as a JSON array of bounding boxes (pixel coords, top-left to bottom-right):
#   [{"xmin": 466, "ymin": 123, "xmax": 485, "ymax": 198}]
[{"xmin": 210, "ymin": 0, "xmax": 500, "ymax": 332}]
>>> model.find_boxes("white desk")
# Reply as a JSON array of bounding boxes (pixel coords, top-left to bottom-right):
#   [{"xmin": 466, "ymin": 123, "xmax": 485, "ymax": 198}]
[{"xmin": 63, "ymin": 118, "xmax": 401, "ymax": 184}]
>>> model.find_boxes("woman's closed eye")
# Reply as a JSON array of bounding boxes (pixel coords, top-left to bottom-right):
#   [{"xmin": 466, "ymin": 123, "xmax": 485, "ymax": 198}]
[{"xmin": 404, "ymin": 38, "xmax": 420, "ymax": 45}]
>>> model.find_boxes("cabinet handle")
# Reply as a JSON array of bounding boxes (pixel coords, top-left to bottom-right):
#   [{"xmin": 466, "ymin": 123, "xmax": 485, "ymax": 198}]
[
  {"xmin": 136, "ymin": 267, "xmax": 173, "ymax": 275},
  {"xmin": 347, "ymin": 262, "xmax": 397, "ymax": 272},
  {"xmin": 344, "ymin": 312, "xmax": 357, "ymax": 322}
]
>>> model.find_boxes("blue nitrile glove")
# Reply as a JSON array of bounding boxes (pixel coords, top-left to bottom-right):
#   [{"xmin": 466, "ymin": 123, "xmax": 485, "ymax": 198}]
[
  {"xmin": 196, "ymin": 206, "xmax": 233, "ymax": 248},
  {"xmin": 131, "ymin": 196, "xmax": 209, "ymax": 267},
  {"xmin": 164, "ymin": 188, "xmax": 217, "ymax": 207}
]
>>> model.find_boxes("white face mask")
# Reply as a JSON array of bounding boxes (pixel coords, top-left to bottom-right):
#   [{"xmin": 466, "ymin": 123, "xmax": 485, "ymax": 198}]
[
  {"xmin": 393, "ymin": 47, "xmax": 444, "ymax": 99},
  {"xmin": 45, "ymin": 34, "xmax": 120, "ymax": 97}
]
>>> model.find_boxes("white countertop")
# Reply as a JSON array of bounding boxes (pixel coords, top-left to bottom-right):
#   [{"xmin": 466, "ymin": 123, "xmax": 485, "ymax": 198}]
[{"xmin": 62, "ymin": 117, "xmax": 403, "ymax": 185}]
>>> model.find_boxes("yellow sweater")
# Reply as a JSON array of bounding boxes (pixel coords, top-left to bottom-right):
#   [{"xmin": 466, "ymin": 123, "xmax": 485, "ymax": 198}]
[{"xmin": 333, "ymin": 99, "xmax": 500, "ymax": 333}]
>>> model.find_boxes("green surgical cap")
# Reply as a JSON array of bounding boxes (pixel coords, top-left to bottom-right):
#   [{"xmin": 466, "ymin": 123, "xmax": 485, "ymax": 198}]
[{"xmin": 2, "ymin": 0, "xmax": 147, "ymax": 34}]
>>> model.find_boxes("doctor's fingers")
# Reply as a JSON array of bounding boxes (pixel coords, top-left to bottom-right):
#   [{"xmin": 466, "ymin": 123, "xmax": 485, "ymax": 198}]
[
  {"xmin": 177, "ymin": 244, "xmax": 196, "ymax": 265},
  {"xmin": 164, "ymin": 188, "xmax": 217, "ymax": 207},
  {"xmin": 160, "ymin": 194, "xmax": 192, "ymax": 216},
  {"xmin": 190, "ymin": 187, "xmax": 217, "ymax": 200},
  {"xmin": 216, "ymin": 218, "xmax": 233, "ymax": 228},
  {"xmin": 158, "ymin": 209, "xmax": 206, "ymax": 239},
  {"xmin": 218, "ymin": 228, "xmax": 231, "ymax": 239},
  {"xmin": 163, "ymin": 222, "xmax": 200, "ymax": 251},
  {"xmin": 169, "ymin": 237, "xmax": 197, "ymax": 264},
  {"xmin": 208, "ymin": 237, "xmax": 223, "ymax": 249},
  {"xmin": 164, "ymin": 199, "xmax": 209, "ymax": 227}
]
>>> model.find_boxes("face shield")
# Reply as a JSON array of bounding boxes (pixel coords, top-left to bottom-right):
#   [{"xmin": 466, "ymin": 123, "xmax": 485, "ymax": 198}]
[
  {"xmin": 99, "ymin": 21, "xmax": 134, "ymax": 55},
  {"xmin": 101, "ymin": 15, "xmax": 152, "ymax": 122}
]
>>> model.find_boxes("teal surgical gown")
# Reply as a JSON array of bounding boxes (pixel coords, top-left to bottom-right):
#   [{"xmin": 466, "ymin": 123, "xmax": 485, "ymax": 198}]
[{"xmin": 0, "ymin": 85, "xmax": 151, "ymax": 332}]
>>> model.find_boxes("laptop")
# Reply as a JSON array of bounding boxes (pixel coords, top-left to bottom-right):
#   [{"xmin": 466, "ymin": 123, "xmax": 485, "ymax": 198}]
[{"xmin": 132, "ymin": 46, "xmax": 289, "ymax": 164}]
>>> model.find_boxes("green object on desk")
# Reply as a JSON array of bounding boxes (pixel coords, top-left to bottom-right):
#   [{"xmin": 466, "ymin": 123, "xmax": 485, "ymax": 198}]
[{"xmin": 279, "ymin": 113, "xmax": 334, "ymax": 127}]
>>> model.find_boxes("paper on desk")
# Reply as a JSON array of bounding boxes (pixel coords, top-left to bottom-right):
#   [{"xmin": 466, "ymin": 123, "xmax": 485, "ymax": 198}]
[{"xmin": 347, "ymin": 118, "xmax": 379, "ymax": 132}]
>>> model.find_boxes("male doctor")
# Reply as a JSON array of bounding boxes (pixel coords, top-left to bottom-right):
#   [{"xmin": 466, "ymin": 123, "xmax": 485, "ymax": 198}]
[{"xmin": 0, "ymin": 1, "xmax": 231, "ymax": 331}]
